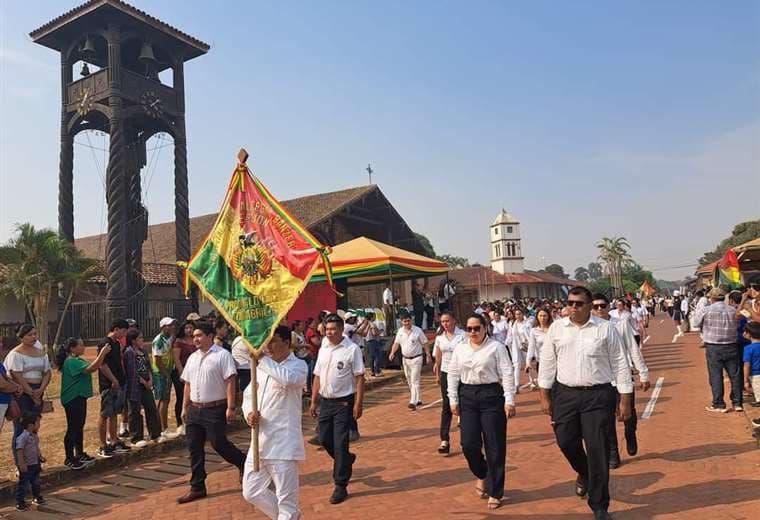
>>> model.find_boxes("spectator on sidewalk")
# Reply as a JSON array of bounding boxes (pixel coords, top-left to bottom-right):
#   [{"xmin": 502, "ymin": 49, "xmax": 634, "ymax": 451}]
[
  {"xmin": 693, "ymin": 287, "xmax": 742, "ymax": 413},
  {"xmin": 96, "ymin": 319, "xmax": 131, "ymax": 458},
  {"xmin": 152, "ymin": 317, "xmax": 178, "ymax": 439},
  {"xmin": 172, "ymin": 322, "xmax": 197, "ymax": 436},
  {"xmin": 15, "ymin": 411, "xmax": 45, "ymax": 511},
  {"xmin": 124, "ymin": 330, "xmax": 163, "ymax": 447},
  {"xmin": 57, "ymin": 337, "xmax": 111, "ymax": 469},
  {"xmin": 177, "ymin": 321, "xmax": 245, "ymax": 504},
  {"xmin": 242, "ymin": 325, "xmax": 307, "ymax": 519},
  {"xmin": 5, "ymin": 324, "xmax": 52, "ymax": 465},
  {"xmin": 0, "ymin": 361, "xmax": 22, "ymax": 433}
]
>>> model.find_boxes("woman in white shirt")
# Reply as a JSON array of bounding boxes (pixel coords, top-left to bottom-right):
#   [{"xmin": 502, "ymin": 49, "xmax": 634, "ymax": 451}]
[
  {"xmin": 509, "ymin": 308, "xmax": 531, "ymax": 393},
  {"xmin": 5, "ymin": 324, "xmax": 51, "ymax": 463},
  {"xmin": 490, "ymin": 309, "xmax": 509, "ymax": 345},
  {"xmin": 526, "ymin": 308, "xmax": 553, "ymax": 391},
  {"xmin": 448, "ymin": 314, "xmax": 516, "ymax": 510},
  {"xmin": 432, "ymin": 311, "xmax": 464, "ymax": 455}
]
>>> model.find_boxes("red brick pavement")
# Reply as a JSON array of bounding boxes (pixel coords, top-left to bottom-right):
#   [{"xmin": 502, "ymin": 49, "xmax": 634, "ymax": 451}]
[{"xmin": 5, "ymin": 317, "xmax": 760, "ymax": 519}]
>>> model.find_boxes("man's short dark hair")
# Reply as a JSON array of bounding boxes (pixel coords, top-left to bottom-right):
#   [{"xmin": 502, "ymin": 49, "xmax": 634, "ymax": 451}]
[
  {"xmin": 729, "ymin": 291, "xmax": 743, "ymax": 305},
  {"xmin": 324, "ymin": 313, "xmax": 344, "ymax": 328},
  {"xmin": 568, "ymin": 286, "xmax": 592, "ymax": 302},
  {"xmin": 194, "ymin": 321, "xmax": 215, "ymax": 336},
  {"xmin": 272, "ymin": 325, "xmax": 291, "ymax": 342},
  {"xmin": 20, "ymin": 411, "xmax": 39, "ymax": 429},
  {"xmin": 745, "ymin": 321, "xmax": 760, "ymax": 340},
  {"xmin": 398, "ymin": 311, "xmax": 412, "ymax": 320},
  {"xmin": 109, "ymin": 319, "xmax": 129, "ymax": 332},
  {"xmin": 591, "ymin": 293, "xmax": 609, "ymax": 303}
]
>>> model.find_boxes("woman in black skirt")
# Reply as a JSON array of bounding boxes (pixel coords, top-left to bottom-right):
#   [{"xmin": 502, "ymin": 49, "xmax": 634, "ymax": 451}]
[{"xmin": 448, "ymin": 313, "xmax": 516, "ymax": 509}]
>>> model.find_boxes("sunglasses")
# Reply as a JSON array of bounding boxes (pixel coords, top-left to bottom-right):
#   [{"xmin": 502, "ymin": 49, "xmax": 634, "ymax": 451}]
[
  {"xmin": 466, "ymin": 326, "xmax": 482, "ymax": 333},
  {"xmin": 592, "ymin": 303, "xmax": 608, "ymax": 309},
  {"xmin": 567, "ymin": 300, "xmax": 588, "ymax": 308}
]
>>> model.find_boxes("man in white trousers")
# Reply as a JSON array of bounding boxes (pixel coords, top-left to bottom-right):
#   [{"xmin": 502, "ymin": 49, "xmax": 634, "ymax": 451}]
[
  {"xmin": 242, "ymin": 325, "xmax": 307, "ymax": 520},
  {"xmin": 389, "ymin": 313, "xmax": 431, "ymax": 410}
]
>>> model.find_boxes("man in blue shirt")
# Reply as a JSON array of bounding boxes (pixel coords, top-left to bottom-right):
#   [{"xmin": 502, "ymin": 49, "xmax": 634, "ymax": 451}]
[{"xmin": 742, "ymin": 321, "xmax": 760, "ymax": 430}]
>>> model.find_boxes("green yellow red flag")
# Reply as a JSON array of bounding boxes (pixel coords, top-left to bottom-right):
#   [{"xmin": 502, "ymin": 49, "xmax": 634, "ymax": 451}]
[
  {"xmin": 713, "ymin": 249, "xmax": 741, "ymax": 289},
  {"xmin": 639, "ymin": 280, "xmax": 656, "ymax": 297},
  {"xmin": 183, "ymin": 154, "xmax": 334, "ymax": 352}
]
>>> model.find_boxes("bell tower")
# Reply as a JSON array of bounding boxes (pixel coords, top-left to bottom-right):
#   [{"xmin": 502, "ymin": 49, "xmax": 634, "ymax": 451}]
[
  {"xmin": 30, "ymin": 0, "xmax": 209, "ymax": 320},
  {"xmin": 490, "ymin": 209, "xmax": 524, "ymax": 274}
]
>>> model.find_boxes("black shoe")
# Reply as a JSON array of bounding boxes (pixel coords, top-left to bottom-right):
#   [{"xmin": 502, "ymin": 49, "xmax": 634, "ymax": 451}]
[
  {"xmin": 177, "ymin": 488, "xmax": 207, "ymax": 504},
  {"xmin": 97, "ymin": 446, "xmax": 115, "ymax": 458},
  {"xmin": 15, "ymin": 502, "xmax": 29, "ymax": 511},
  {"xmin": 118, "ymin": 428, "xmax": 130, "ymax": 439},
  {"xmin": 349, "ymin": 429, "xmax": 360, "ymax": 442},
  {"xmin": 308, "ymin": 435, "xmax": 321, "ymax": 446},
  {"xmin": 575, "ymin": 476, "xmax": 587, "ymax": 498},
  {"xmin": 609, "ymin": 451, "xmax": 621, "ymax": 469},
  {"xmin": 68, "ymin": 458, "xmax": 86, "ymax": 470},
  {"xmin": 32, "ymin": 496, "xmax": 45, "ymax": 505},
  {"xmin": 594, "ymin": 511, "xmax": 612, "ymax": 520},
  {"xmin": 416, "ymin": 401, "xmax": 422, "ymax": 406},
  {"xmin": 113, "ymin": 441, "xmax": 132, "ymax": 453},
  {"xmin": 438, "ymin": 441, "xmax": 450, "ymax": 454},
  {"xmin": 80, "ymin": 452, "xmax": 96, "ymax": 463},
  {"xmin": 626, "ymin": 435, "xmax": 638, "ymax": 456},
  {"xmin": 329, "ymin": 485, "xmax": 348, "ymax": 504}
]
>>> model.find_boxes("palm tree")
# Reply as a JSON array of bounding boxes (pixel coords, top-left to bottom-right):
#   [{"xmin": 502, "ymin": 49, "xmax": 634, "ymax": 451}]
[
  {"xmin": 0, "ymin": 223, "xmax": 100, "ymax": 360},
  {"xmin": 596, "ymin": 237, "xmax": 633, "ymax": 297},
  {"xmin": 574, "ymin": 266, "xmax": 590, "ymax": 281}
]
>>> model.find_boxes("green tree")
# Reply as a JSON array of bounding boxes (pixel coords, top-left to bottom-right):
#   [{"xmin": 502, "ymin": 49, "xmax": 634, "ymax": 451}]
[
  {"xmin": 543, "ymin": 263, "xmax": 567, "ymax": 278},
  {"xmin": 587, "ymin": 262, "xmax": 603, "ymax": 280},
  {"xmin": 597, "ymin": 237, "xmax": 633, "ymax": 297},
  {"xmin": 437, "ymin": 254, "xmax": 470, "ymax": 269},
  {"xmin": 413, "ymin": 232, "xmax": 437, "ymax": 259},
  {"xmin": 699, "ymin": 220, "xmax": 760, "ymax": 266},
  {"xmin": 574, "ymin": 266, "xmax": 590, "ymax": 281},
  {"xmin": 0, "ymin": 223, "xmax": 100, "ymax": 360}
]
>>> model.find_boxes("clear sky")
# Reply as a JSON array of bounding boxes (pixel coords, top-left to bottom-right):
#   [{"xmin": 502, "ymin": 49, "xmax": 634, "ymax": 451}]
[{"xmin": 1, "ymin": 0, "xmax": 758, "ymax": 279}]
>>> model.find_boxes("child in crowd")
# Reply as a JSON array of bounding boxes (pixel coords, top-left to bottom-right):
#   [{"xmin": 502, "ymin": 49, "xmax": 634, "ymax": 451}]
[
  {"xmin": 742, "ymin": 321, "xmax": 760, "ymax": 431},
  {"xmin": 15, "ymin": 411, "xmax": 45, "ymax": 511}
]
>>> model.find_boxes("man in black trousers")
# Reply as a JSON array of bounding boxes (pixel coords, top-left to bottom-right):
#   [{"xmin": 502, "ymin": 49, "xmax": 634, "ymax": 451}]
[
  {"xmin": 309, "ymin": 314, "xmax": 365, "ymax": 504},
  {"xmin": 177, "ymin": 321, "xmax": 245, "ymax": 504},
  {"xmin": 538, "ymin": 286, "xmax": 633, "ymax": 520}
]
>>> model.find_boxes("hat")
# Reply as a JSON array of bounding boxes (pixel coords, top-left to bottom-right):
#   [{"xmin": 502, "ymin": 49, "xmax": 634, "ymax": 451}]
[
  {"xmin": 708, "ymin": 287, "xmax": 727, "ymax": 299},
  {"xmin": 159, "ymin": 317, "xmax": 177, "ymax": 328},
  {"xmin": 126, "ymin": 318, "xmax": 137, "ymax": 327},
  {"xmin": 344, "ymin": 311, "xmax": 357, "ymax": 320},
  {"xmin": 186, "ymin": 312, "xmax": 201, "ymax": 321}
]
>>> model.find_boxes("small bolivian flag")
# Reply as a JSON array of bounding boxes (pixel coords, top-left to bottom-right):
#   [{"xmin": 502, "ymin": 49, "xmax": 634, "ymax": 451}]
[
  {"xmin": 184, "ymin": 156, "xmax": 334, "ymax": 352},
  {"xmin": 714, "ymin": 249, "xmax": 741, "ymax": 289}
]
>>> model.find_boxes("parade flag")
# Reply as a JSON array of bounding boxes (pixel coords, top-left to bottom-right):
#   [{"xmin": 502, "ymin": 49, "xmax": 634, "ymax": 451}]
[
  {"xmin": 639, "ymin": 280, "xmax": 656, "ymax": 297},
  {"xmin": 713, "ymin": 249, "xmax": 741, "ymax": 289},
  {"xmin": 183, "ymin": 150, "xmax": 334, "ymax": 352}
]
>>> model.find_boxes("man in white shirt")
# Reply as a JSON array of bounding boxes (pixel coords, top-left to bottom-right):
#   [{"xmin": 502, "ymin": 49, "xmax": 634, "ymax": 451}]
[
  {"xmin": 242, "ymin": 325, "xmax": 307, "ymax": 520},
  {"xmin": 382, "ymin": 286, "xmax": 396, "ymax": 335},
  {"xmin": 178, "ymin": 322, "xmax": 245, "ymax": 504},
  {"xmin": 592, "ymin": 294, "xmax": 650, "ymax": 468},
  {"xmin": 231, "ymin": 335, "xmax": 252, "ymax": 396},
  {"xmin": 309, "ymin": 314, "xmax": 365, "ymax": 505},
  {"xmin": 389, "ymin": 313, "xmax": 432, "ymax": 410},
  {"xmin": 538, "ymin": 287, "xmax": 632, "ymax": 520}
]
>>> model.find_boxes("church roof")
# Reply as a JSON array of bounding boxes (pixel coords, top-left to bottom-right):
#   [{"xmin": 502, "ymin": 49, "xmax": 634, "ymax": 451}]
[
  {"xmin": 492, "ymin": 208, "xmax": 518, "ymax": 226},
  {"xmin": 448, "ymin": 266, "xmax": 583, "ymax": 287}
]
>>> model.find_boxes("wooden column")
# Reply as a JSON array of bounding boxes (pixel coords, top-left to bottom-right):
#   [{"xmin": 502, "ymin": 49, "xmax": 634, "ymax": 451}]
[
  {"xmin": 58, "ymin": 54, "xmax": 74, "ymax": 242},
  {"xmin": 105, "ymin": 25, "xmax": 129, "ymax": 320},
  {"xmin": 174, "ymin": 60, "xmax": 192, "ymax": 317}
]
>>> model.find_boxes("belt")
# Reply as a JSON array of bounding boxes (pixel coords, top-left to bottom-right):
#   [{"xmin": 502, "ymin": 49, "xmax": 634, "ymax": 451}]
[
  {"xmin": 189, "ymin": 399, "xmax": 227, "ymax": 409},
  {"xmin": 403, "ymin": 353, "xmax": 423, "ymax": 359},
  {"xmin": 321, "ymin": 393, "xmax": 355, "ymax": 402},
  {"xmin": 557, "ymin": 382, "xmax": 612, "ymax": 391}
]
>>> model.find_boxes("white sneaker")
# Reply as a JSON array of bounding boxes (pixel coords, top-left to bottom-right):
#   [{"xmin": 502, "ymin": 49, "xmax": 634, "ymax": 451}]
[
  {"xmin": 176, "ymin": 425, "xmax": 185, "ymax": 436},
  {"xmin": 162, "ymin": 429, "xmax": 179, "ymax": 440},
  {"xmin": 132, "ymin": 440, "xmax": 148, "ymax": 448}
]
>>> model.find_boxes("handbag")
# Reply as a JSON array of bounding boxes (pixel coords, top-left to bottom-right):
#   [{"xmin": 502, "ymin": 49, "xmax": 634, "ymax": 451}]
[{"xmin": 5, "ymin": 398, "xmax": 20, "ymax": 420}]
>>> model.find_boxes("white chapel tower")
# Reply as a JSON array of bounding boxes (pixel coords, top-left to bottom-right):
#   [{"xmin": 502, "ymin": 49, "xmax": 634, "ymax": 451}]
[{"xmin": 490, "ymin": 209, "xmax": 524, "ymax": 274}]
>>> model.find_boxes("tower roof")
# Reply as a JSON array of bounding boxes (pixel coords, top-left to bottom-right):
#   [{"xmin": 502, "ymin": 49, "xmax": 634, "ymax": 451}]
[{"xmin": 491, "ymin": 208, "xmax": 518, "ymax": 226}]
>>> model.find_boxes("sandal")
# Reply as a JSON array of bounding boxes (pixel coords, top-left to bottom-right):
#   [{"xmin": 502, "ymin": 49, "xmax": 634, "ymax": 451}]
[{"xmin": 488, "ymin": 497, "xmax": 502, "ymax": 509}]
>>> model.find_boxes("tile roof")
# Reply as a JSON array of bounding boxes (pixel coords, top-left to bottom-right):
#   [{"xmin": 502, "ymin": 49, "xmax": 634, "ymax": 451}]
[
  {"xmin": 30, "ymin": 0, "xmax": 209, "ymax": 53},
  {"xmin": 86, "ymin": 260, "xmax": 177, "ymax": 285},
  {"xmin": 75, "ymin": 185, "xmax": 378, "ymax": 264},
  {"xmin": 448, "ymin": 266, "xmax": 583, "ymax": 287},
  {"xmin": 695, "ymin": 261, "xmax": 717, "ymax": 276}
]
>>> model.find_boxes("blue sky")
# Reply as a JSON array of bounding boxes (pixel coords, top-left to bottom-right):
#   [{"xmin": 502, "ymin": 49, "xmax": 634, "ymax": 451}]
[{"xmin": 1, "ymin": 0, "xmax": 758, "ymax": 279}]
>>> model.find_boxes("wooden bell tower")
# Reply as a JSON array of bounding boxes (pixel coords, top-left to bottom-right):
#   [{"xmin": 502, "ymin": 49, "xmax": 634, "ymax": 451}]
[{"xmin": 30, "ymin": 0, "xmax": 209, "ymax": 321}]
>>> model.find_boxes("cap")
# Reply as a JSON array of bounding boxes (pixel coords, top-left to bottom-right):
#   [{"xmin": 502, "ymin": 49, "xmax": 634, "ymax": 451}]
[
  {"xmin": 344, "ymin": 311, "xmax": 356, "ymax": 319},
  {"xmin": 186, "ymin": 312, "xmax": 201, "ymax": 321},
  {"xmin": 159, "ymin": 317, "xmax": 176, "ymax": 328},
  {"xmin": 708, "ymin": 287, "xmax": 727, "ymax": 299},
  {"xmin": 126, "ymin": 318, "xmax": 137, "ymax": 327}
]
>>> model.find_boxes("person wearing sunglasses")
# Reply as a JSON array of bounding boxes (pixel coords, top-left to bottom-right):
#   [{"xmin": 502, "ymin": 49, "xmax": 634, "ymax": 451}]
[
  {"xmin": 538, "ymin": 286, "xmax": 633, "ymax": 520},
  {"xmin": 591, "ymin": 294, "xmax": 650, "ymax": 469},
  {"xmin": 447, "ymin": 313, "xmax": 516, "ymax": 510}
]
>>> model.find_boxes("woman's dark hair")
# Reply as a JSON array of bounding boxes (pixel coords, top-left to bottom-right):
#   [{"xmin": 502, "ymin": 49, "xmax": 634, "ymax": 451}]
[
  {"xmin": 534, "ymin": 308, "xmax": 553, "ymax": 328},
  {"xmin": 214, "ymin": 318, "xmax": 228, "ymax": 331},
  {"xmin": 16, "ymin": 323, "xmax": 35, "ymax": 339},
  {"xmin": 465, "ymin": 313, "xmax": 489, "ymax": 337},
  {"xmin": 126, "ymin": 329, "xmax": 143, "ymax": 348},
  {"xmin": 56, "ymin": 337, "xmax": 81, "ymax": 371},
  {"xmin": 20, "ymin": 410, "xmax": 39, "ymax": 429},
  {"xmin": 176, "ymin": 321, "xmax": 192, "ymax": 340},
  {"xmin": 291, "ymin": 320, "xmax": 302, "ymax": 333}
]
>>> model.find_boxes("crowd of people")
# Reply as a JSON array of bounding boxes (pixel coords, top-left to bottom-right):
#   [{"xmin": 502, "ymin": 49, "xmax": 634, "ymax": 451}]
[{"xmin": 1, "ymin": 281, "xmax": 759, "ymax": 517}]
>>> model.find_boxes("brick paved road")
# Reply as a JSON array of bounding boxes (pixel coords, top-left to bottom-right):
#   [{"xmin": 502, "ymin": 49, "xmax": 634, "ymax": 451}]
[{"xmin": 3, "ymin": 317, "xmax": 760, "ymax": 519}]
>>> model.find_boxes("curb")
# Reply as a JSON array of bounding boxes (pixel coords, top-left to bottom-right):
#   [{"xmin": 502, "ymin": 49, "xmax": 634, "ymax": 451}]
[{"xmin": 0, "ymin": 370, "xmax": 407, "ymax": 501}]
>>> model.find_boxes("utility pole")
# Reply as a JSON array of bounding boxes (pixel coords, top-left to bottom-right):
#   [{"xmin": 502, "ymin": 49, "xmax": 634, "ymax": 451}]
[{"xmin": 366, "ymin": 163, "xmax": 373, "ymax": 184}]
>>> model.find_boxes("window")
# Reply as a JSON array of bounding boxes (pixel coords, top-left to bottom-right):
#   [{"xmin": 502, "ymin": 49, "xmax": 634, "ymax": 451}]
[
  {"xmin": 507, "ymin": 226, "xmax": 513, "ymax": 234},
  {"xmin": 494, "ymin": 227, "xmax": 498, "ymax": 235},
  {"xmin": 495, "ymin": 244, "xmax": 501, "ymax": 258}
]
